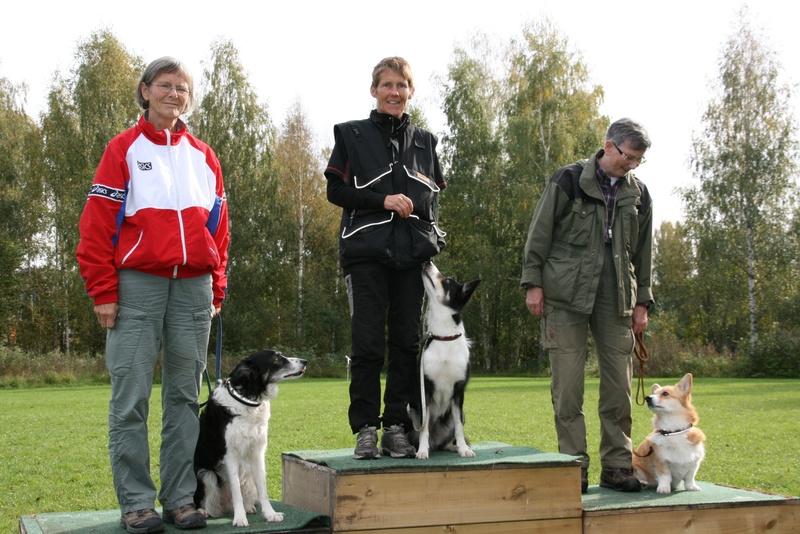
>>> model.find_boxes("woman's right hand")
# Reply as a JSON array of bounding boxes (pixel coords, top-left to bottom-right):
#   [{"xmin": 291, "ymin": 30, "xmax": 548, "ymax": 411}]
[
  {"xmin": 94, "ymin": 302, "xmax": 119, "ymax": 329},
  {"xmin": 384, "ymin": 194, "xmax": 414, "ymax": 218}
]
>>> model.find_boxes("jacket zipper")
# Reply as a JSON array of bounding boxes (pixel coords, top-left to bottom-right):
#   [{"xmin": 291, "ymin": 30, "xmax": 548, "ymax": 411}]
[{"xmin": 166, "ymin": 128, "xmax": 188, "ymax": 278}]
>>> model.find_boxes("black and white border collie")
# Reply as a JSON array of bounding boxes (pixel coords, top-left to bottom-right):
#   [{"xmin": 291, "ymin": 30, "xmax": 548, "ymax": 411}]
[
  {"xmin": 194, "ymin": 349, "xmax": 306, "ymax": 527},
  {"xmin": 408, "ymin": 262, "xmax": 480, "ymax": 459}
]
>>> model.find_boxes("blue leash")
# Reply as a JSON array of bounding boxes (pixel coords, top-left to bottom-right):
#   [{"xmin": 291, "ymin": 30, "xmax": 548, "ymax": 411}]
[{"xmin": 201, "ymin": 313, "xmax": 223, "ymax": 407}]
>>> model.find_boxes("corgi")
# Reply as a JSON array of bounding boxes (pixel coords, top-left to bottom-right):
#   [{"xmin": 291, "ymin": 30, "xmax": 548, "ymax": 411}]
[
  {"xmin": 408, "ymin": 261, "xmax": 480, "ymax": 459},
  {"xmin": 633, "ymin": 373, "xmax": 706, "ymax": 494}
]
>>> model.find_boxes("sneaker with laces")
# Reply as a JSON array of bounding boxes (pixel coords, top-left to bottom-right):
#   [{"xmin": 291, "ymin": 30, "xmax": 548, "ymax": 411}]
[
  {"xmin": 599, "ymin": 467, "xmax": 642, "ymax": 492},
  {"xmin": 381, "ymin": 424, "xmax": 416, "ymax": 458},
  {"xmin": 163, "ymin": 503, "xmax": 206, "ymax": 530},
  {"xmin": 120, "ymin": 508, "xmax": 164, "ymax": 534},
  {"xmin": 353, "ymin": 425, "xmax": 381, "ymax": 459}
]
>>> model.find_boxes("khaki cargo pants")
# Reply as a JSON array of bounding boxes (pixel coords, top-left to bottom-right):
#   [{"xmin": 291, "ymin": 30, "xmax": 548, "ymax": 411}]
[
  {"xmin": 105, "ymin": 269, "xmax": 213, "ymax": 513},
  {"xmin": 542, "ymin": 245, "xmax": 635, "ymax": 470}
]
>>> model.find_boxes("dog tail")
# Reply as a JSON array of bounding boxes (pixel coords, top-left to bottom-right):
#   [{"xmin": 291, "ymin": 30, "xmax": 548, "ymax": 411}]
[{"xmin": 407, "ymin": 403, "xmax": 422, "ymax": 431}]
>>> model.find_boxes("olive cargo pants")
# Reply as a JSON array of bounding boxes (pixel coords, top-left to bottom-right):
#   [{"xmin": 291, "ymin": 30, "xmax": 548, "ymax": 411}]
[{"xmin": 542, "ymin": 245, "xmax": 635, "ymax": 470}]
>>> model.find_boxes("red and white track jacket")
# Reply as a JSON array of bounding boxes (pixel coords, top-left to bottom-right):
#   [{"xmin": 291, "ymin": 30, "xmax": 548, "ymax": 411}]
[{"xmin": 77, "ymin": 115, "xmax": 229, "ymax": 307}]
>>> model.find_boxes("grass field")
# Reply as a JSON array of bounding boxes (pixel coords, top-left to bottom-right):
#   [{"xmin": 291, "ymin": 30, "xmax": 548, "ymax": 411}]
[{"xmin": 2, "ymin": 377, "xmax": 799, "ymax": 532}]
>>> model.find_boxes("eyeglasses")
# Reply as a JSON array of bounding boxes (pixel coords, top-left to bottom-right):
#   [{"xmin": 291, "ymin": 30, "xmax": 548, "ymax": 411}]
[
  {"xmin": 612, "ymin": 141, "xmax": 646, "ymax": 165},
  {"xmin": 151, "ymin": 82, "xmax": 191, "ymax": 96}
]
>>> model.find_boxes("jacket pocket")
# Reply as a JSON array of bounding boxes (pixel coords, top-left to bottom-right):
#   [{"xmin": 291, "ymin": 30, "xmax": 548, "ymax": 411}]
[
  {"xmin": 120, "ymin": 230, "xmax": 144, "ymax": 265},
  {"xmin": 408, "ymin": 216, "xmax": 444, "ymax": 260},
  {"xmin": 566, "ymin": 201, "xmax": 594, "ymax": 246},
  {"xmin": 354, "ymin": 164, "xmax": 393, "ymax": 194},
  {"xmin": 404, "ymin": 165, "xmax": 438, "ymax": 220},
  {"xmin": 341, "ymin": 210, "xmax": 394, "ymax": 259},
  {"xmin": 618, "ymin": 199, "xmax": 639, "ymax": 251},
  {"xmin": 542, "ymin": 256, "xmax": 581, "ymax": 306}
]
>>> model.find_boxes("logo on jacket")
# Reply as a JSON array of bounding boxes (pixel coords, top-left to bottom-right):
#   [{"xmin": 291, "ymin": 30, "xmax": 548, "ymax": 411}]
[{"xmin": 137, "ymin": 161, "xmax": 153, "ymax": 171}]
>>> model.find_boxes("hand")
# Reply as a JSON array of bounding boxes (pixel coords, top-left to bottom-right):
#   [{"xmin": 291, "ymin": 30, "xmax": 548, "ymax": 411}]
[
  {"xmin": 384, "ymin": 194, "xmax": 414, "ymax": 218},
  {"xmin": 94, "ymin": 302, "xmax": 119, "ymax": 329},
  {"xmin": 212, "ymin": 306, "xmax": 221, "ymax": 317},
  {"xmin": 525, "ymin": 286, "xmax": 544, "ymax": 317},
  {"xmin": 632, "ymin": 304, "xmax": 649, "ymax": 334}
]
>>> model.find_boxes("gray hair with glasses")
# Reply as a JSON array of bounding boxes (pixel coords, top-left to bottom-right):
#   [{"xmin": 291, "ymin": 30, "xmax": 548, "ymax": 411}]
[
  {"xmin": 606, "ymin": 118, "xmax": 651, "ymax": 151},
  {"xmin": 136, "ymin": 56, "xmax": 195, "ymax": 114}
]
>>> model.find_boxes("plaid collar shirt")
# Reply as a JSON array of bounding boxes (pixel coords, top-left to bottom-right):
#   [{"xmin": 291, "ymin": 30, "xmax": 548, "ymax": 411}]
[{"xmin": 595, "ymin": 161, "xmax": 622, "ymax": 243}]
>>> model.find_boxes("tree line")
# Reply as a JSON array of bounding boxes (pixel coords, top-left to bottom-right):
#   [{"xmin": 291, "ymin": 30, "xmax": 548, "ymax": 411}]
[{"xmin": 1, "ymin": 15, "xmax": 798, "ymax": 379}]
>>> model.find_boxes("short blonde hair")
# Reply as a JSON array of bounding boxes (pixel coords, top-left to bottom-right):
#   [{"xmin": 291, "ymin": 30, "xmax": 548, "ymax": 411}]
[
  {"xmin": 136, "ymin": 56, "xmax": 195, "ymax": 114},
  {"xmin": 371, "ymin": 57, "xmax": 414, "ymax": 90}
]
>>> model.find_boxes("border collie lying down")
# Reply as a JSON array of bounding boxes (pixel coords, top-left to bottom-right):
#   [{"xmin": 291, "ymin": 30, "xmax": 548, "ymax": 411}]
[
  {"xmin": 408, "ymin": 262, "xmax": 480, "ymax": 459},
  {"xmin": 194, "ymin": 350, "xmax": 306, "ymax": 527}
]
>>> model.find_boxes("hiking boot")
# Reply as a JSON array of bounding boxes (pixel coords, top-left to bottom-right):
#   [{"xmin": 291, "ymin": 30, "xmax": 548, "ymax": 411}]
[
  {"xmin": 581, "ymin": 467, "xmax": 588, "ymax": 494},
  {"xmin": 120, "ymin": 508, "xmax": 164, "ymax": 534},
  {"xmin": 599, "ymin": 467, "xmax": 642, "ymax": 492},
  {"xmin": 353, "ymin": 425, "xmax": 381, "ymax": 459},
  {"xmin": 163, "ymin": 503, "xmax": 206, "ymax": 530},
  {"xmin": 381, "ymin": 424, "xmax": 416, "ymax": 458}
]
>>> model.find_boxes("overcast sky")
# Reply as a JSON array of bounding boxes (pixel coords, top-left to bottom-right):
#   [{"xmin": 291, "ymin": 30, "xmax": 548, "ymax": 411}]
[{"xmin": 2, "ymin": 1, "xmax": 797, "ymax": 229}]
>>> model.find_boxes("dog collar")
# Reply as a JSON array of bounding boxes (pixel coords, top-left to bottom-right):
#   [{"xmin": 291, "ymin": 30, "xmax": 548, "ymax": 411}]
[
  {"xmin": 428, "ymin": 332, "xmax": 463, "ymax": 342},
  {"xmin": 224, "ymin": 379, "xmax": 262, "ymax": 407},
  {"xmin": 657, "ymin": 424, "xmax": 693, "ymax": 436}
]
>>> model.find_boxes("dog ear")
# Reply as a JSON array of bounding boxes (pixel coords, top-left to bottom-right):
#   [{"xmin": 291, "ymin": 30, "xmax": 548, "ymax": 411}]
[
  {"xmin": 460, "ymin": 279, "xmax": 481, "ymax": 305},
  {"xmin": 677, "ymin": 373, "xmax": 693, "ymax": 394},
  {"xmin": 230, "ymin": 361, "xmax": 258, "ymax": 389},
  {"xmin": 651, "ymin": 383, "xmax": 661, "ymax": 393}
]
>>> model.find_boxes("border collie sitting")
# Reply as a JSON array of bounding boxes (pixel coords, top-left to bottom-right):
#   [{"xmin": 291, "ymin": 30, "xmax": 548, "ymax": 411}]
[
  {"xmin": 194, "ymin": 350, "xmax": 306, "ymax": 527},
  {"xmin": 408, "ymin": 262, "xmax": 480, "ymax": 459}
]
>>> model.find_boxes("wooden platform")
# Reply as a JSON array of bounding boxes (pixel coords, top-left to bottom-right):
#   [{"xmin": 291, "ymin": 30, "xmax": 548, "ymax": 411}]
[
  {"xmin": 582, "ymin": 482, "xmax": 800, "ymax": 533},
  {"xmin": 19, "ymin": 502, "xmax": 330, "ymax": 533},
  {"xmin": 282, "ymin": 442, "xmax": 583, "ymax": 533},
  {"xmin": 21, "ymin": 443, "xmax": 800, "ymax": 533},
  {"xmin": 282, "ymin": 442, "xmax": 800, "ymax": 533}
]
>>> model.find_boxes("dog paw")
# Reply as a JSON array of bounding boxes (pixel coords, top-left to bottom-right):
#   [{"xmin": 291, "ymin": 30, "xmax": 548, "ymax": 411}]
[
  {"xmin": 685, "ymin": 482, "xmax": 701, "ymax": 491},
  {"xmin": 415, "ymin": 449, "xmax": 430, "ymax": 460},
  {"xmin": 459, "ymin": 447, "xmax": 475, "ymax": 458},
  {"xmin": 232, "ymin": 514, "xmax": 249, "ymax": 527},
  {"xmin": 264, "ymin": 511, "xmax": 284, "ymax": 522},
  {"xmin": 656, "ymin": 485, "xmax": 672, "ymax": 494}
]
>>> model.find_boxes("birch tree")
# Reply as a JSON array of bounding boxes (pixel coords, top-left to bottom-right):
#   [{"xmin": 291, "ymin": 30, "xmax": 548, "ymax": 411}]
[{"xmin": 685, "ymin": 13, "xmax": 798, "ymax": 356}]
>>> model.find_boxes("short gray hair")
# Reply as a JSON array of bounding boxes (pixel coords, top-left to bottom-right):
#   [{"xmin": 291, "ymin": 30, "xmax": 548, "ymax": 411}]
[
  {"xmin": 136, "ymin": 56, "xmax": 195, "ymax": 114},
  {"xmin": 606, "ymin": 118, "xmax": 651, "ymax": 151}
]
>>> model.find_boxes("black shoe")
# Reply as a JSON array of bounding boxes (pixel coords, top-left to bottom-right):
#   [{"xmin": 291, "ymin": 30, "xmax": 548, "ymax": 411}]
[
  {"xmin": 163, "ymin": 504, "xmax": 206, "ymax": 530},
  {"xmin": 120, "ymin": 509, "xmax": 164, "ymax": 534},
  {"xmin": 381, "ymin": 424, "xmax": 416, "ymax": 458},
  {"xmin": 353, "ymin": 425, "xmax": 381, "ymax": 459},
  {"xmin": 581, "ymin": 467, "xmax": 588, "ymax": 494},
  {"xmin": 599, "ymin": 467, "xmax": 642, "ymax": 492}
]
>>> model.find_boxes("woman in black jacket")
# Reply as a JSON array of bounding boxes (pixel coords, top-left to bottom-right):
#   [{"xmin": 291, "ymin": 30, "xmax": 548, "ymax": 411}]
[{"xmin": 325, "ymin": 56, "xmax": 446, "ymax": 459}]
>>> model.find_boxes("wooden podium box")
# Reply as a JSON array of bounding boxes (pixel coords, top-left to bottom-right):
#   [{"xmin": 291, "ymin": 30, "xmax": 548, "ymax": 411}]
[
  {"xmin": 582, "ymin": 482, "xmax": 800, "ymax": 534},
  {"xmin": 282, "ymin": 443, "xmax": 583, "ymax": 533}
]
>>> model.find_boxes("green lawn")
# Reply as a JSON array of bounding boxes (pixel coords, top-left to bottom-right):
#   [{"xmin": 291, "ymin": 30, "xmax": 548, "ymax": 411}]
[{"xmin": 1, "ymin": 377, "xmax": 798, "ymax": 532}]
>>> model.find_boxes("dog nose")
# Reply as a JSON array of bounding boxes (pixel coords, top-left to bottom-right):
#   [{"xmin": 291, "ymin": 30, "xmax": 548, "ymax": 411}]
[{"xmin": 646, "ymin": 396, "xmax": 653, "ymax": 406}]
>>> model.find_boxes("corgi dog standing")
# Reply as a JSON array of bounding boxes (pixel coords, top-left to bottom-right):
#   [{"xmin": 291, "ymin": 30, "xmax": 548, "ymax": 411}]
[
  {"xmin": 633, "ymin": 373, "xmax": 706, "ymax": 494},
  {"xmin": 408, "ymin": 262, "xmax": 480, "ymax": 460}
]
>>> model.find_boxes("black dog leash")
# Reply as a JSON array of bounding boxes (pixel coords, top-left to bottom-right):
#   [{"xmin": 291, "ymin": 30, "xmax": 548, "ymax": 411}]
[{"xmin": 200, "ymin": 313, "xmax": 223, "ymax": 408}]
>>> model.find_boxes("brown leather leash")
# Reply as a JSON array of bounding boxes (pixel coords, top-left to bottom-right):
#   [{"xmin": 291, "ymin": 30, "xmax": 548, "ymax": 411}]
[{"xmin": 634, "ymin": 331, "xmax": 649, "ymax": 406}]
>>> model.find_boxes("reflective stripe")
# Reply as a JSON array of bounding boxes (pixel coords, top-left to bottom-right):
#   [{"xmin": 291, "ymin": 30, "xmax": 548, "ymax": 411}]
[
  {"xmin": 354, "ymin": 164, "xmax": 392, "ymax": 189},
  {"xmin": 403, "ymin": 165, "xmax": 440, "ymax": 192}
]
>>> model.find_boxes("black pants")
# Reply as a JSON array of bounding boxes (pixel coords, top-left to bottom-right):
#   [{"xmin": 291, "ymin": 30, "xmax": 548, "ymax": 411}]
[{"xmin": 344, "ymin": 261, "xmax": 423, "ymax": 433}]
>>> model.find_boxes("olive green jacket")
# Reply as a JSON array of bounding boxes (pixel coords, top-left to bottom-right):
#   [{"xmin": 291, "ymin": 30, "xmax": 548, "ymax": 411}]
[{"xmin": 521, "ymin": 155, "xmax": 653, "ymax": 317}]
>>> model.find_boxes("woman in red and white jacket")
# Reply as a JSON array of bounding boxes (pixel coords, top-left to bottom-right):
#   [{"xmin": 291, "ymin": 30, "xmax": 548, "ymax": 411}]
[{"xmin": 77, "ymin": 57, "xmax": 228, "ymax": 533}]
